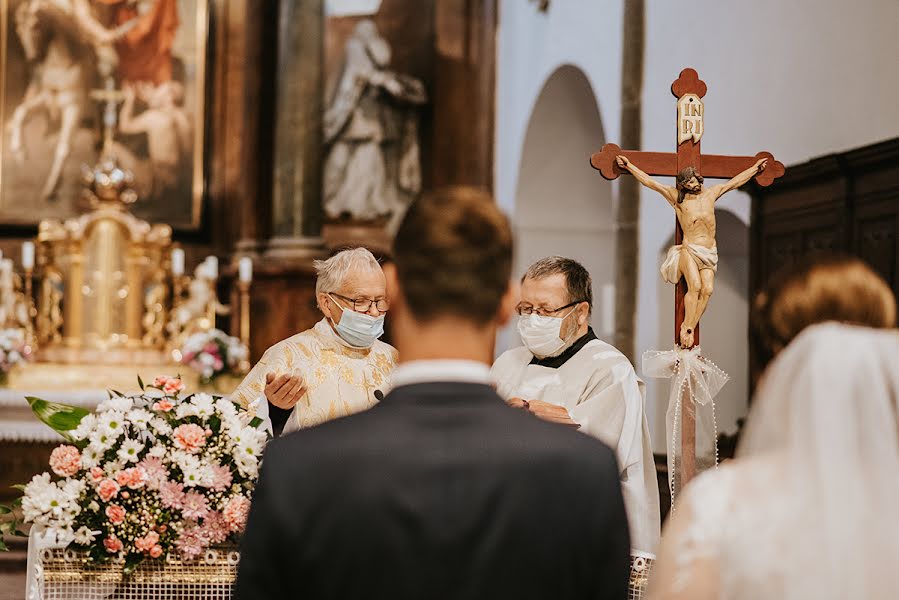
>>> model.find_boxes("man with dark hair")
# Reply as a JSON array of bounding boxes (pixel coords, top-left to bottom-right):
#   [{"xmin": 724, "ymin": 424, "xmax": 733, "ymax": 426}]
[
  {"xmin": 491, "ymin": 255, "xmax": 660, "ymax": 569},
  {"xmin": 235, "ymin": 187, "xmax": 631, "ymax": 600}
]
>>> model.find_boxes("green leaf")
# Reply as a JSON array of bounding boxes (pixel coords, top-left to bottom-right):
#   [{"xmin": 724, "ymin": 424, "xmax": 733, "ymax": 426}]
[
  {"xmin": 249, "ymin": 416, "xmax": 263, "ymax": 429},
  {"xmin": 111, "ymin": 390, "xmax": 124, "ymax": 398},
  {"xmin": 0, "ymin": 539, "xmax": 7, "ymax": 552},
  {"xmin": 0, "ymin": 521, "xmax": 15, "ymax": 534},
  {"xmin": 25, "ymin": 397, "xmax": 90, "ymax": 441},
  {"xmin": 137, "ymin": 375, "xmax": 145, "ymax": 391},
  {"xmin": 0, "ymin": 505, "xmax": 10, "ymax": 515},
  {"xmin": 11, "ymin": 484, "xmax": 25, "ymax": 493}
]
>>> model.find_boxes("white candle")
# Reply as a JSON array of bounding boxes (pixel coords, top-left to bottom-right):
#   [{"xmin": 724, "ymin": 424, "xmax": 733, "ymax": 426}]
[
  {"xmin": 601, "ymin": 283, "xmax": 615, "ymax": 336},
  {"xmin": 171, "ymin": 248, "xmax": 185, "ymax": 276},
  {"xmin": 21, "ymin": 241, "xmax": 35, "ymax": 270},
  {"xmin": 205, "ymin": 255, "xmax": 219, "ymax": 279},
  {"xmin": 238, "ymin": 257, "xmax": 253, "ymax": 283}
]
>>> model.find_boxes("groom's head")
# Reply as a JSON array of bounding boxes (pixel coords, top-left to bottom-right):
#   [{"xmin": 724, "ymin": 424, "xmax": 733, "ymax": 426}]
[{"xmin": 385, "ymin": 186, "xmax": 514, "ymax": 352}]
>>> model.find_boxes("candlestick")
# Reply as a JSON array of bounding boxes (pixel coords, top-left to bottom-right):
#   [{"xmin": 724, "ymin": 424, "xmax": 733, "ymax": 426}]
[
  {"xmin": 237, "ymin": 280, "xmax": 251, "ymax": 373},
  {"xmin": 205, "ymin": 256, "xmax": 218, "ymax": 331},
  {"xmin": 238, "ymin": 257, "xmax": 253, "ymax": 283},
  {"xmin": 205, "ymin": 255, "xmax": 218, "ymax": 279},
  {"xmin": 171, "ymin": 248, "xmax": 185, "ymax": 276},
  {"xmin": 21, "ymin": 241, "xmax": 34, "ymax": 270},
  {"xmin": 23, "ymin": 265, "xmax": 34, "ymax": 349}
]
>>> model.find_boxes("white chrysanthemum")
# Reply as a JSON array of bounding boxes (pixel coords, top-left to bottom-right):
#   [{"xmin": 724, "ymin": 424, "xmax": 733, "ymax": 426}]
[
  {"xmin": 127, "ymin": 408, "xmax": 154, "ymax": 429},
  {"xmin": 117, "ymin": 439, "xmax": 144, "ymax": 463},
  {"xmin": 215, "ymin": 398, "xmax": 237, "ymax": 417},
  {"xmin": 181, "ymin": 459, "xmax": 213, "ymax": 488},
  {"xmin": 175, "ymin": 402, "xmax": 199, "ymax": 420},
  {"xmin": 149, "ymin": 417, "xmax": 172, "ymax": 437},
  {"xmin": 73, "ymin": 526, "xmax": 98, "ymax": 545},
  {"xmin": 87, "ymin": 429, "xmax": 115, "ymax": 452},
  {"xmin": 81, "ymin": 443, "xmax": 105, "ymax": 469},
  {"xmin": 22, "ymin": 473, "xmax": 56, "ymax": 523},
  {"xmin": 103, "ymin": 460, "xmax": 125, "ymax": 475},
  {"xmin": 97, "ymin": 396, "xmax": 133, "ymax": 413},
  {"xmin": 148, "ymin": 444, "xmax": 167, "ymax": 459},
  {"xmin": 191, "ymin": 393, "xmax": 215, "ymax": 419},
  {"xmin": 71, "ymin": 414, "xmax": 97, "ymax": 441},
  {"xmin": 22, "ymin": 474, "xmax": 81, "ymax": 529},
  {"xmin": 97, "ymin": 411, "xmax": 127, "ymax": 439}
]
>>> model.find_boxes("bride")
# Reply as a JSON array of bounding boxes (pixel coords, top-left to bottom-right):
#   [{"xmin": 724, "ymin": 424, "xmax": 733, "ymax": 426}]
[{"xmin": 648, "ymin": 322, "xmax": 899, "ymax": 599}]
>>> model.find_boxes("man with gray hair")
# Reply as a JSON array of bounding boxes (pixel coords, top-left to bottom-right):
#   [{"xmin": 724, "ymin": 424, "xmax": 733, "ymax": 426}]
[
  {"xmin": 231, "ymin": 247, "xmax": 397, "ymax": 434},
  {"xmin": 491, "ymin": 256, "xmax": 660, "ymax": 566}
]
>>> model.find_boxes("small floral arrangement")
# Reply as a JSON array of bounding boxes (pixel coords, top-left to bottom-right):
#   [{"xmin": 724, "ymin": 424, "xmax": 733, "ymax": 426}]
[
  {"xmin": 21, "ymin": 375, "xmax": 268, "ymax": 572},
  {"xmin": 179, "ymin": 329, "xmax": 248, "ymax": 384},
  {"xmin": 0, "ymin": 328, "xmax": 31, "ymax": 383}
]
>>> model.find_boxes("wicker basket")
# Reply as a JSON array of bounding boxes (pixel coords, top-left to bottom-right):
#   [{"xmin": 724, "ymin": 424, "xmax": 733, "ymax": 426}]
[{"xmin": 35, "ymin": 546, "xmax": 239, "ymax": 599}]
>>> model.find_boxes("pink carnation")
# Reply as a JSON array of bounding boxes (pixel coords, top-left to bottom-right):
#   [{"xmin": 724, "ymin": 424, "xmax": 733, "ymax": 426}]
[
  {"xmin": 203, "ymin": 343, "xmax": 218, "ymax": 354},
  {"xmin": 115, "ymin": 467, "xmax": 147, "ymax": 490},
  {"xmin": 208, "ymin": 465, "xmax": 233, "ymax": 491},
  {"xmin": 201, "ymin": 511, "xmax": 230, "ymax": 545},
  {"xmin": 175, "ymin": 525, "xmax": 205, "ymax": 560},
  {"xmin": 149, "ymin": 545, "xmax": 163, "ymax": 558},
  {"xmin": 173, "ymin": 424, "xmax": 207, "ymax": 453},
  {"xmin": 49, "ymin": 445, "xmax": 82, "ymax": 477},
  {"xmin": 223, "ymin": 496, "xmax": 251, "ymax": 533},
  {"xmin": 181, "ymin": 491, "xmax": 209, "ymax": 520},
  {"xmin": 135, "ymin": 531, "xmax": 160, "ymax": 553},
  {"xmin": 138, "ymin": 457, "xmax": 168, "ymax": 490},
  {"xmin": 97, "ymin": 479, "xmax": 120, "ymax": 502},
  {"xmin": 105, "ymin": 504, "xmax": 126, "ymax": 525},
  {"xmin": 89, "ymin": 467, "xmax": 105, "ymax": 483},
  {"xmin": 159, "ymin": 481, "xmax": 185, "ymax": 509},
  {"xmin": 152, "ymin": 399, "xmax": 175, "ymax": 412},
  {"xmin": 103, "ymin": 536, "xmax": 123, "ymax": 554}
]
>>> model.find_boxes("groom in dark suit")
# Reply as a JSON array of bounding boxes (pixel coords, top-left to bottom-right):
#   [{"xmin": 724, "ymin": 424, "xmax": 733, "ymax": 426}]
[{"xmin": 235, "ymin": 186, "xmax": 630, "ymax": 600}]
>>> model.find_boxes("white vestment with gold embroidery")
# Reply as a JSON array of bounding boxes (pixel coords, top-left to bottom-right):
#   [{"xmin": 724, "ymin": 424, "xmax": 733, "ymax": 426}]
[{"xmin": 230, "ymin": 319, "xmax": 397, "ymax": 433}]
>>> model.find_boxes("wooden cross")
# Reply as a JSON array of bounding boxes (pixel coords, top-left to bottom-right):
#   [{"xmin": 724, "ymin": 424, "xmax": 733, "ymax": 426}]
[{"xmin": 590, "ymin": 68, "xmax": 785, "ymax": 486}]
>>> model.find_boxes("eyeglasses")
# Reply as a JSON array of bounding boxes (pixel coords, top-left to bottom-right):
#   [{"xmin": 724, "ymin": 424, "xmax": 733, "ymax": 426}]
[
  {"xmin": 329, "ymin": 293, "xmax": 389, "ymax": 314},
  {"xmin": 516, "ymin": 300, "xmax": 584, "ymax": 317}
]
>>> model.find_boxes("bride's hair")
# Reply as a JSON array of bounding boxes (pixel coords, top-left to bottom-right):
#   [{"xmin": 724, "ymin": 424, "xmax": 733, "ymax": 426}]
[{"xmin": 751, "ymin": 255, "xmax": 896, "ymax": 372}]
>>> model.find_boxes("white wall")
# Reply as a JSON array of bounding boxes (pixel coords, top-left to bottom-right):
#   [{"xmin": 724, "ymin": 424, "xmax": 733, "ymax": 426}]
[{"xmin": 496, "ymin": 0, "xmax": 899, "ymax": 451}]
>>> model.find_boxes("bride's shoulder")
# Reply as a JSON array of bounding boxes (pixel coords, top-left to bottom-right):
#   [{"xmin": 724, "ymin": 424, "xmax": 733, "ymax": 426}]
[{"xmin": 682, "ymin": 456, "xmax": 781, "ymax": 513}]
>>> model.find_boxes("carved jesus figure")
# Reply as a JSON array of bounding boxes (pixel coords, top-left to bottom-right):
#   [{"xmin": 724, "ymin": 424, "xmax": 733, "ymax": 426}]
[{"xmin": 616, "ymin": 155, "xmax": 767, "ymax": 347}]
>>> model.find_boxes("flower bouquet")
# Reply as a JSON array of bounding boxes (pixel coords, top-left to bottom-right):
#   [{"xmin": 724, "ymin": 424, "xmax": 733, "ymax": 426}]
[
  {"xmin": 179, "ymin": 330, "xmax": 249, "ymax": 384},
  {"xmin": 21, "ymin": 375, "xmax": 268, "ymax": 574},
  {"xmin": 0, "ymin": 328, "xmax": 31, "ymax": 384}
]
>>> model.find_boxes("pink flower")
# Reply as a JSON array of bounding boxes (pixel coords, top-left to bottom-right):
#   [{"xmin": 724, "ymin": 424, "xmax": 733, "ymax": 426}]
[
  {"xmin": 213, "ymin": 358, "xmax": 224, "ymax": 371},
  {"xmin": 103, "ymin": 536, "xmax": 123, "ymax": 554},
  {"xmin": 89, "ymin": 467, "xmax": 105, "ymax": 483},
  {"xmin": 175, "ymin": 525, "xmax": 205, "ymax": 560},
  {"xmin": 135, "ymin": 531, "xmax": 160, "ymax": 552},
  {"xmin": 115, "ymin": 467, "xmax": 147, "ymax": 490},
  {"xmin": 223, "ymin": 496, "xmax": 251, "ymax": 533},
  {"xmin": 97, "ymin": 479, "xmax": 120, "ymax": 502},
  {"xmin": 149, "ymin": 545, "xmax": 163, "ymax": 558},
  {"xmin": 153, "ymin": 375, "xmax": 185, "ymax": 395},
  {"xmin": 138, "ymin": 457, "xmax": 168, "ymax": 490},
  {"xmin": 105, "ymin": 504, "xmax": 126, "ymax": 525},
  {"xmin": 201, "ymin": 511, "xmax": 229, "ymax": 545},
  {"xmin": 208, "ymin": 465, "xmax": 233, "ymax": 492},
  {"xmin": 159, "ymin": 481, "xmax": 185, "ymax": 509},
  {"xmin": 203, "ymin": 343, "xmax": 218, "ymax": 354},
  {"xmin": 152, "ymin": 399, "xmax": 174, "ymax": 412},
  {"xmin": 49, "ymin": 445, "xmax": 82, "ymax": 477},
  {"xmin": 173, "ymin": 424, "xmax": 206, "ymax": 453},
  {"xmin": 181, "ymin": 491, "xmax": 209, "ymax": 520}
]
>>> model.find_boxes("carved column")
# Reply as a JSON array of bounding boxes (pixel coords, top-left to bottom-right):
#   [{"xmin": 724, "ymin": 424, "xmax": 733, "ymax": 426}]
[{"xmin": 266, "ymin": 0, "xmax": 326, "ymax": 260}]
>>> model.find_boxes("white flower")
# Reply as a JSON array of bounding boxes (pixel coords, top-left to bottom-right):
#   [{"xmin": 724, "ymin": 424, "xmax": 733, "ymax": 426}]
[
  {"xmin": 73, "ymin": 526, "xmax": 98, "ymax": 545},
  {"xmin": 97, "ymin": 396, "xmax": 133, "ymax": 413},
  {"xmin": 71, "ymin": 414, "xmax": 97, "ymax": 441},
  {"xmin": 97, "ymin": 411, "xmax": 127, "ymax": 439},
  {"xmin": 191, "ymin": 393, "xmax": 215, "ymax": 419},
  {"xmin": 87, "ymin": 501, "xmax": 100, "ymax": 512},
  {"xmin": 181, "ymin": 459, "xmax": 213, "ymax": 488},
  {"xmin": 81, "ymin": 444, "xmax": 105, "ymax": 469},
  {"xmin": 149, "ymin": 417, "xmax": 172, "ymax": 436},
  {"xmin": 148, "ymin": 445, "xmax": 167, "ymax": 458},
  {"xmin": 117, "ymin": 439, "xmax": 144, "ymax": 463},
  {"xmin": 215, "ymin": 398, "xmax": 237, "ymax": 417},
  {"xmin": 22, "ymin": 474, "xmax": 81, "ymax": 529},
  {"xmin": 127, "ymin": 408, "xmax": 154, "ymax": 429},
  {"xmin": 175, "ymin": 402, "xmax": 198, "ymax": 420}
]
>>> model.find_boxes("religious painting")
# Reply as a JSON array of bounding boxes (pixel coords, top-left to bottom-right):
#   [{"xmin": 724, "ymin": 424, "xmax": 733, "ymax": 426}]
[{"xmin": 0, "ymin": 0, "xmax": 208, "ymax": 230}]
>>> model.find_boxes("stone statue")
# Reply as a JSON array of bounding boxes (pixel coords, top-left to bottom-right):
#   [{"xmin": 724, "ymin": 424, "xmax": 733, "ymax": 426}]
[
  {"xmin": 616, "ymin": 155, "xmax": 768, "ymax": 347},
  {"xmin": 0, "ymin": 260, "xmax": 29, "ymax": 330},
  {"xmin": 142, "ymin": 271, "xmax": 168, "ymax": 347},
  {"xmin": 167, "ymin": 263, "xmax": 212, "ymax": 344},
  {"xmin": 38, "ymin": 268, "xmax": 63, "ymax": 345},
  {"xmin": 323, "ymin": 19, "xmax": 426, "ymax": 228}
]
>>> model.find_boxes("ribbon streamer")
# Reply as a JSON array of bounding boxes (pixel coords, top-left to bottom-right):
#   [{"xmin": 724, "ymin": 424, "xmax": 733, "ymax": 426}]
[{"xmin": 643, "ymin": 346, "xmax": 729, "ymax": 508}]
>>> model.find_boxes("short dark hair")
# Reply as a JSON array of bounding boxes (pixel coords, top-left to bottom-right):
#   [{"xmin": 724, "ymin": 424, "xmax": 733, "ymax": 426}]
[
  {"xmin": 392, "ymin": 186, "xmax": 513, "ymax": 325},
  {"xmin": 523, "ymin": 256, "xmax": 593, "ymax": 315}
]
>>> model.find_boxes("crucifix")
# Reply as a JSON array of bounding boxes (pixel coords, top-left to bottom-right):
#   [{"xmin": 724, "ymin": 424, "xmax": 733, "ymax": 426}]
[
  {"xmin": 590, "ymin": 68, "xmax": 785, "ymax": 485},
  {"xmin": 89, "ymin": 77, "xmax": 126, "ymax": 159}
]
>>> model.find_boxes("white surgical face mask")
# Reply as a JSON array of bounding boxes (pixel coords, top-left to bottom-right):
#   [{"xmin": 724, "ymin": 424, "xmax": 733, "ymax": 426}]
[
  {"xmin": 328, "ymin": 295, "xmax": 385, "ymax": 348},
  {"xmin": 517, "ymin": 308, "xmax": 576, "ymax": 359}
]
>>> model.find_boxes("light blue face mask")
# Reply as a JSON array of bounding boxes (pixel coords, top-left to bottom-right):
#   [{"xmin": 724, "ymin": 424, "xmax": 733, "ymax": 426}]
[{"xmin": 328, "ymin": 294, "xmax": 385, "ymax": 348}]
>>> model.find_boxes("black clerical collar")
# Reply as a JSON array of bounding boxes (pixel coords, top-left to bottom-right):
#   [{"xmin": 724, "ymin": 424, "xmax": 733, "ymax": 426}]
[{"xmin": 529, "ymin": 327, "xmax": 598, "ymax": 369}]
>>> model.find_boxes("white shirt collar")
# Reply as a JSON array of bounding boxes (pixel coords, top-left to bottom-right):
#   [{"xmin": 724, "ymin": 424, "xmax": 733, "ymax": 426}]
[{"xmin": 389, "ymin": 359, "xmax": 492, "ymax": 390}]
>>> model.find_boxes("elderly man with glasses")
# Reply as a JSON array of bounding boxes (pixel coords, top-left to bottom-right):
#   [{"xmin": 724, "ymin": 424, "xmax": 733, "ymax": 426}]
[
  {"xmin": 491, "ymin": 256, "xmax": 660, "ymax": 570},
  {"xmin": 231, "ymin": 247, "xmax": 397, "ymax": 435}
]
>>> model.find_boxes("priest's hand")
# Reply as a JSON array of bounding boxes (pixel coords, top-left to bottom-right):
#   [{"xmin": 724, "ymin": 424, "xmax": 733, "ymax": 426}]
[
  {"xmin": 264, "ymin": 372, "xmax": 307, "ymax": 409},
  {"xmin": 506, "ymin": 397, "xmax": 529, "ymax": 410},
  {"xmin": 525, "ymin": 400, "xmax": 579, "ymax": 428}
]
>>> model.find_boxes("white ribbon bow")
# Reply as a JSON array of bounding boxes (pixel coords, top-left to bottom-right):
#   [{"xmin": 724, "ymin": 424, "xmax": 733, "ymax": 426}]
[{"xmin": 643, "ymin": 346, "xmax": 729, "ymax": 506}]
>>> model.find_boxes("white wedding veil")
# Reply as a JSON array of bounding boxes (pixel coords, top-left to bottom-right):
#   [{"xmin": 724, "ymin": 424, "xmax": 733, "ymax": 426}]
[{"xmin": 737, "ymin": 322, "xmax": 899, "ymax": 599}]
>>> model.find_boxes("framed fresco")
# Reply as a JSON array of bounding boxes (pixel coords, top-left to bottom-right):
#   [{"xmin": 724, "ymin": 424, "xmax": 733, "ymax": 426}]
[{"xmin": 0, "ymin": 0, "xmax": 208, "ymax": 230}]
